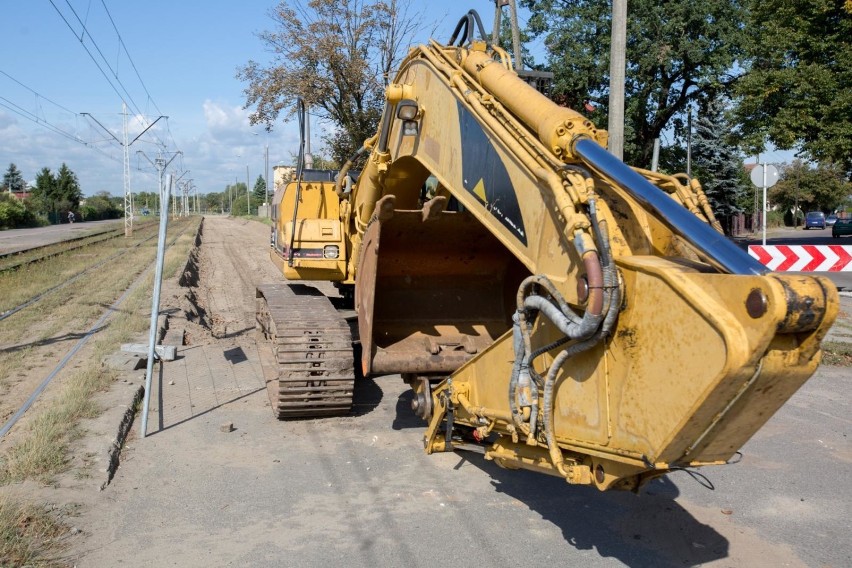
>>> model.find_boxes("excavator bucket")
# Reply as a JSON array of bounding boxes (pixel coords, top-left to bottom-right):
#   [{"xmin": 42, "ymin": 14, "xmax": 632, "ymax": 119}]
[{"xmin": 355, "ymin": 202, "xmax": 527, "ymax": 376}]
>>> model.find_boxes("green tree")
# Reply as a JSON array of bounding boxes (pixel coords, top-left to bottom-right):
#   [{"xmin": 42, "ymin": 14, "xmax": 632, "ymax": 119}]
[
  {"xmin": 55, "ymin": 163, "xmax": 82, "ymax": 209},
  {"xmin": 2, "ymin": 163, "xmax": 26, "ymax": 194},
  {"xmin": 252, "ymin": 175, "xmax": 267, "ymax": 202},
  {"xmin": 770, "ymin": 160, "xmax": 851, "ymax": 214},
  {"xmin": 521, "ymin": 0, "xmax": 747, "ymax": 167},
  {"xmin": 691, "ymin": 96, "xmax": 746, "ymax": 233},
  {"xmin": 81, "ymin": 191, "xmax": 122, "ymax": 220},
  {"xmin": 28, "ymin": 167, "xmax": 56, "ymax": 215},
  {"xmin": 238, "ymin": 0, "xmax": 419, "ymax": 165},
  {"xmin": 734, "ymin": 0, "xmax": 852, "ymax": 177}
]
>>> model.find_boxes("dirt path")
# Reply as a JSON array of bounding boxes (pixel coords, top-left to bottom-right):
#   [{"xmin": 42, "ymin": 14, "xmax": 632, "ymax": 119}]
[
  {"xmin": 39, "ymin": 216, "xmax": 847, "ymax": 568},
  {"xmin": 189, "ymin": 217, "xmax": 280, "ymax": 341}
]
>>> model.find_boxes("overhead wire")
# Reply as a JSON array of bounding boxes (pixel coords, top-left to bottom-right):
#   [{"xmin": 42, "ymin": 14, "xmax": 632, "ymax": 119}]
[
  {"xmin": 60, "ymin": 0, "xmax": 146, "ymax": 122},
  {"xmin": 99, "ymin": 0, "xmax": 164, "ymax": 118},
  {"xmin": 0, "ymin": 69, "xmax": 78, "ymax": 116},
  {"xmin": 47, "ymin": 0, "xmax": 176, "ymax": 152},
  {"xmin": 0, "ymin": 98, "xmax": 123, "ymax": 165}
]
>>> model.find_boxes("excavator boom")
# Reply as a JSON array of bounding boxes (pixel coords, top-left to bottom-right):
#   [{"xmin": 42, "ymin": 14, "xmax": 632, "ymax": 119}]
[{"xmin": 263, "ymin": 15, "xmax": 837, "ymax": 491}]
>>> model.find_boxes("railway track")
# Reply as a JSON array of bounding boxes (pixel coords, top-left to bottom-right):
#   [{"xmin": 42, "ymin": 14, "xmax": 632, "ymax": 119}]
[
  {"xmin": 0, "ymin": 220, "xmax": 168, "ymax": 322},
  {"xmin": 0, "ymin": 221, "xmax": 156, "ymax": 274},
  {"xmin": 0, "ymin": 218, "xmax": 198, "ymax": 438}
]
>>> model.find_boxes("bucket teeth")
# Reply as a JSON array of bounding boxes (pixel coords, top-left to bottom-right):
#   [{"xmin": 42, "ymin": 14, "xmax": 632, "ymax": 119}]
[{"xmin": 256, "ymin": 284, "xmax": 354, "ymax": 418}]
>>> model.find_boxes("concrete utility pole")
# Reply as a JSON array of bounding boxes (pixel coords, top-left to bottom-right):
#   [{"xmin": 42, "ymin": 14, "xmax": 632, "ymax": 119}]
[
  {"xmin": 81, "ymin": 108, "xmax": 165, "ymax": 236},
  {"xmin": 491, "ymin": 1, "xmax": 522, "ymax": 71},
  {"xmin": 304, "ymin": 107, "xmax": 314, "ymax": 169},
  {"xmin": 686, "ymin": 106, "xmax": 693, "ymax": 177},
  {"xmin": 264, "ymin": 144, "xmax": 270, "ymax": 216},
  {"xmin": 507, "ymin": 0, "xmax": 523, "ymax": 71},
  {"xmin": 608, "ymin": 0, "xmax": 627, "ymax": 160},
  {"xmin": 246, "ymin": 165, "xmax": 251, "ymax": 216}
]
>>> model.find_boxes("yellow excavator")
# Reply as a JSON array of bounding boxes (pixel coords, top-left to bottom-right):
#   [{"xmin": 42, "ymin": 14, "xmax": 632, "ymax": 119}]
[{"xmin": 257, "ymin": 10, "xmax": 838, "ymax": 491}]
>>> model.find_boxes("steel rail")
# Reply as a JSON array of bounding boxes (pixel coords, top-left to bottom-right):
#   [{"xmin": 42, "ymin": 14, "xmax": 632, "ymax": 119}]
[
  {"xmin": 0, "ymin": 221, "xmax": 195, "ymax": 439},
  {"xmin": 0, "ymin": 231, "xmax": 160, "ymax": 322},
  {"xmin": 0, "ymin": 226, "xmax": 135, "ymax": 273}
]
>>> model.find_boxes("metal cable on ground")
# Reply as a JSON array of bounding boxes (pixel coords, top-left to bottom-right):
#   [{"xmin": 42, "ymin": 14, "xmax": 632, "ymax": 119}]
[{"xmin": 0, "ymin": 221, "xmax": 193, "ymax": 439}]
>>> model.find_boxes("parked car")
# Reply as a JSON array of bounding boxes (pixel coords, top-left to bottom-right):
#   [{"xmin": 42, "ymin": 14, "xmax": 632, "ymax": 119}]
[
  {"xmin": 832, "ymin": 217, "xmax": 852, "ymax": 238},
  {"xmin": 826, "ymin": 214, "xmax": 838, "ymax": 226},
  {"xmin": 805, "ymin": 211, "xmax": 826, "ymax": 229}
]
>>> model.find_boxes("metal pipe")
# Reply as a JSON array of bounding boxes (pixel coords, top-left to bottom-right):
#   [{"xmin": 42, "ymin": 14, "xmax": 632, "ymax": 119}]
[
  {"xmin": 141, "ymin": 173, "xmax": 172, "ymax": 438},
  {"xmin": 376, "ymin": 103, "xmax": 395, "ymax": 153},
  {"xmin": 573, "ymin": 138, "xmax": 767, "ymax": 275}
]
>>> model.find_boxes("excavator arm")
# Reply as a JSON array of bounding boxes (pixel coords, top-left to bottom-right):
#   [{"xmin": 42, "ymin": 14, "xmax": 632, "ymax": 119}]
[{"xmin": 339, "ymin": 25, "xmax": 837, "ymax": 491}]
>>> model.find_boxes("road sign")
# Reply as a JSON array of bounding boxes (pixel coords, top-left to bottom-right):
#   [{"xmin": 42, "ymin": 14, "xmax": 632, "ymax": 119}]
[
  {"xmin": 750, "ymin": 163, "xmax": 779, "ymax": 188},
  {"xmin": 749, "ymin": 245, "xmax": 852, "ymax": 272}
]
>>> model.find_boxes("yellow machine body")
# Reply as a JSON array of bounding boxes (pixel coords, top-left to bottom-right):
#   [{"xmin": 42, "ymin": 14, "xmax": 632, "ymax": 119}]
[
  {"xmin": 270, "ymin": 175, "xmax": 347, "ymax": 281},
  {"xmin": 270, "ymin": 38, "xmax": 838, "ymax": 491}
]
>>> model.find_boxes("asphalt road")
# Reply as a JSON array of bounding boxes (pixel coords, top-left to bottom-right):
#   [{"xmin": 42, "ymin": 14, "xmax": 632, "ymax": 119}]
[
  {"xmin": 0, "ymin": 219, "xmax": 121, "ymax": 255},
  {"xmin": 739, "ymin": 226, "xmax": 852, "ymax": 291},
  {"xmin": 72, "ymin": 363, "xmax": 850, "ymax": 567}
]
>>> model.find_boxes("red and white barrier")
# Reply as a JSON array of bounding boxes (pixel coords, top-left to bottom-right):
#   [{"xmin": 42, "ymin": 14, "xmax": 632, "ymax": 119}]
[{"xmin": 748, "ymin": 245, "xmax": 852, "ymax": 272}]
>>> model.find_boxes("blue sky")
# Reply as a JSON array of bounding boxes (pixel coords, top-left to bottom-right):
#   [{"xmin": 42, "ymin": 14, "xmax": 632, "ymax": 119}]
[
  {"xmin": 1, "ymin": 0, "xmax": 515, "ymax": 196},
  {"xmin": 1, "ymin": 1, "xmax": 789, "ymax": 198}
]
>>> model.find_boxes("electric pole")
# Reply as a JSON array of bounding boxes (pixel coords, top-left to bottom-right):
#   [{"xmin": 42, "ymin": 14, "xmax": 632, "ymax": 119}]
[{"xmin": 81, "ymin": 108, "xmax": 165, "ymax": 236}]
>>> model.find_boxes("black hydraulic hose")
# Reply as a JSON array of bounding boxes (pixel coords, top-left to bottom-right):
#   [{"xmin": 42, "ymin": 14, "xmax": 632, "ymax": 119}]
[
  {"xmin": 449, "ymin": 10, "xmax": 490, "ymax": 46},
  {"xmin": 335, "ymin": 144, "xmax": 370, "ymax": 196},
  {"xmin": 287, "ymin": 100, "xmax": 307, "ymax": 267},
  {"xmin": 573, "ymin": 138, "xmax": 767, "ymax": 276}
]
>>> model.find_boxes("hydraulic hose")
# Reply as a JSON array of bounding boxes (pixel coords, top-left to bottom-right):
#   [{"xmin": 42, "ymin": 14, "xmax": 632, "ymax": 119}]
[
  {"xmin": 508, "ymin": 194, "xmax": 621, "ymax": 464},
  {"xmin": 542, "ymin": 278, "xmax": 622, "ymax": 477}
]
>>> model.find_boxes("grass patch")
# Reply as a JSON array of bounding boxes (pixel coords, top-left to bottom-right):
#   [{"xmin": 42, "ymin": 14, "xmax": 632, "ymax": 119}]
[
  {"xmin": 0, "ymin": 218, "xmax": 201, "ymax": 484},
  {"xmin": 822, "ymin": 341, "xmax": 852, "ymax": 367},
  {"xmin": 0, "ymin": 497, "xmax": 66, "ymax": 567},
  {"xmin": 1, "ymin": 367, "xmax": 117, "ymax": 483}
]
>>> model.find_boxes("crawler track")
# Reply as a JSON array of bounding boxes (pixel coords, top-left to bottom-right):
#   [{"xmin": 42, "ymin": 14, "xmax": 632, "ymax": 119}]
[{"xmin": 256, "ymin": 283, "xmax": 355, "ymax": 418}]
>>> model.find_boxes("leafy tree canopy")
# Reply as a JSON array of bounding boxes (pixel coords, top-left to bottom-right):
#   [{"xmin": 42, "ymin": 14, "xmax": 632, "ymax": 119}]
[
  {"xmin": 239, "ymin": 0, "xmax": 419, "ymax": 165},
  {"xmin": 521, "ymin": 0, "xmax": 746, "ymax": 167},
  {"xmin": 734, "ymin": 0, "xmax": 852, "ymax": 177},
  {"xmin": 55, "ymin": 163, "xmax": 82, "ymax": 209},
  {"xmin": 770, "ymin": 159, "xmax": 851, "ymax": 213}
]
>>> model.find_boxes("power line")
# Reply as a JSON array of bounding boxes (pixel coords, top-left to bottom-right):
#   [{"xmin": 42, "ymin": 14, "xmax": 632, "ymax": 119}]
[
  {"xmin": 47, "ymin": 0, "xmax": 175, "ymax": 152},
  {"xmin": 0, "ymin": 98, "xmax": 122, "ymax": 165},
  {"xmin": 0, "ymin": 69, "xmax": 78, "ymax": 116},
  {"xmin": 0, "ymin": 96, "xmax": 80, "ymax": 144},
  {"xmin": 56, "ymin": 0, "xmax": 146, "ymax": 121},
  {"xmin": 99, "ymin": 0, "xmax": 164, "ymax": 118}
]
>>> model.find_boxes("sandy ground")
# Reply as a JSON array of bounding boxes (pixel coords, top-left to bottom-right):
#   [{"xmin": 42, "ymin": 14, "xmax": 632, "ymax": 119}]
[{"xmin": 41, "ymin": 216, "xmax": 851, "ymax": 567}]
